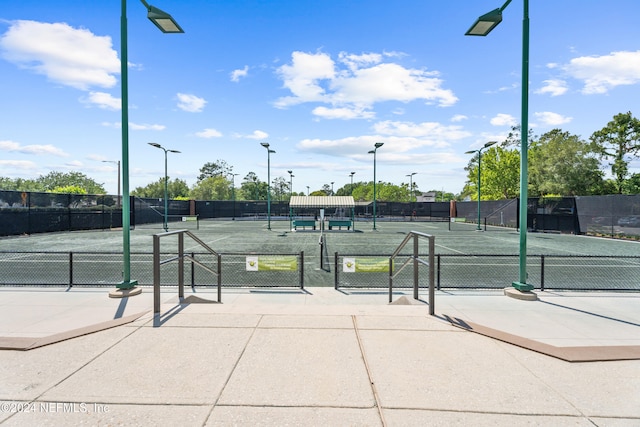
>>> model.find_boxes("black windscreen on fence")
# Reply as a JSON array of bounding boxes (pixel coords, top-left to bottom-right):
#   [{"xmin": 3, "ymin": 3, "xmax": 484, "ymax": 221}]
[
  {"xmin": 1, "ymin": 190, "xmax": 639, "ymax": 237},
  {"xmin": 576, "ymin": 194, "xmax": 640, "ymax": 238}
]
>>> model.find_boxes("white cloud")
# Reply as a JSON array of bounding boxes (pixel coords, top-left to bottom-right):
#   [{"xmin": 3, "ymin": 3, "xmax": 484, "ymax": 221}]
[
  {"xmin": 490, "ymin": 113, "xmax": 517, "ymax": 127},
  {"xmin": 451, "ymin": 114, "xmax": 468, "ymax": 122},
  {"xmin": 563, "ymin": 50, "xmax": 640, "ymax": 94},
  {"xmin": 129, "ymin": 123, "xmax": 165, "ymax": 131},
  {"xmin": 176, "ymin": 93, "xmax": 207, "ymax": 112},
  {"xmin": 0, "ymin": 140, "xmax": 68, "ymax": 156},
  {"xmin": 230, "ymin": 65, "xmax": 249, "ymax": 82},
  {"xmin": 297, "ymin": 120, "xmax": 470, "ymax": 157},
  {"xmin": 0, "ymin": 159, "xmax": 38, "ymax": 171},
  {"xmin": 82, "ymin": 91, "xmax": 120, "ymax": 110},
  {"xmin": 312, "ymin": 106, "xmax": 375, "ymax": 120},
  {"xmin": 195, "ymin": 128, "xmax": 223, "ymax": 138},
  {"xmin": 534, "ymin": 111, "xmax": 572, "ymax": 126},
  {"xmin": 0, "ymin": 20, "xmax": 119, "ymax": 90},
  {"xmin": 373, "ymin": 120, "xmax": 470, "ymax": 142},
  {"xmin": 275, "ymin": 50, "xmax": 458, "ymax": 116},
  {"xmin": 535, "ymin": 79, "xmax": 568, "ymax": 97},
  {"xmin": 275, "ymin": 51, "xmax": 336, "ymax": 106},
  {"xmin": 245, "ymin": 130, "xmax": 269, "ymax": 140}
]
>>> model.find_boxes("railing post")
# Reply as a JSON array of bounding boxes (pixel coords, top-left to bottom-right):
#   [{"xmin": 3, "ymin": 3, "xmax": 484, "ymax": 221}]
[
  {"xmin": 413, "ymin": 234, "xmax": 419, "ymax": 300},
  {"xmin": 540, "ymin": 254, "xmax": 545, "ymax": 292},
  {"xmin": 428, "ymin": 235, "xmax": 435, "ymax": 315},
  {"xmin": 388, "ymin": 257, "xmax": 393, "ymax": 303},
  {"xmin": 217, "ymin": 253, "xmax": 222, "ymax": 302},
  {"xmin": 437, "ymin": 254, "xmax": 441, "ymax": 290},
  {"xmin": 300, "ymin": 251, "xmax": 304, "ymax": 289},
  {"xmin": 190, "ymin": 251, "xmax": 195, "ymax": 288},
  {"xmin": 334, "ymin": 252, "xmax": 339, "ymax": 289},
  {"xmin": 153, "ymin": 234, "xmax": 160, "ymax": 314},
  {"xmin": 178, "ymin": 231, "xmax": 184, "ymax": 299},
  {"xmin": 69, "ymin": 252, "xmax": 73, "ymax": 287}
]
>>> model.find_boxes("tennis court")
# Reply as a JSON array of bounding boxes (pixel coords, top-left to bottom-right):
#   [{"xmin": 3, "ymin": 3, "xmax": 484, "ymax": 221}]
[{"xmin": 0, "ymin": 218, "xmax": 638, "ymax": 290}]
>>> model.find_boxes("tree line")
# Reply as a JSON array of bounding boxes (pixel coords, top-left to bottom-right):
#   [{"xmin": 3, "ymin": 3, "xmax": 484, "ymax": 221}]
[
  {"xmin": 2, "ymin": 112, "xmax": 638, "ymax": 202},
  {"xmin": 463, "ymin": 111, "xmax": 640, "ymax": 199}
]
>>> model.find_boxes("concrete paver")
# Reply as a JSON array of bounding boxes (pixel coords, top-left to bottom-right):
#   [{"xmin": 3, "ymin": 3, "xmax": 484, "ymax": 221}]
[{"xmin": 0, "ymin": 286, "xmax": 638, "ymax": 426}]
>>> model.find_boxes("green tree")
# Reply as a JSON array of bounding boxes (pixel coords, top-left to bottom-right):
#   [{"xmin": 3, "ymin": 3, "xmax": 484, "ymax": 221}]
[
  {"xmin": 463, "ymin": 146, "xmax": 520, "ymax": 200},
  {"xmin": 271, "ymin": 176, "xmax": 290, "ymax": 202},
  {"xmin": 0, "ymin": 177, "xmax": 41, "ymax": 191},
  {"xmin": 622, "ymin": 173, "xmax": 640, "ymax": 194},
  {"xmin": 50, "ymin": 185, "xmax": 87, "ymax": 195},
  {"xmin": 590, "ymin": 111, "xmax": 640, "ymax": 194},
  {"xmin": 190, "ymin": 175, "xmax": 232, "ymax": 200},
  {"xmin": 37, "ymin": 171, "xmax": 105, "ymax": 194},
  {"xmin": 196, "ymin": 160, "xmax": 233, "ymax": 182},
  {"xmin": 132, "ymin": 177, "xmax": 189, "ymax": 199},
  {"xmin": 240, "ymin": 172, "xmax": 267, "ymax": 200},
  {"xmin": 529, "ymin": 129, "xmax": 604, "ymax": 196}
]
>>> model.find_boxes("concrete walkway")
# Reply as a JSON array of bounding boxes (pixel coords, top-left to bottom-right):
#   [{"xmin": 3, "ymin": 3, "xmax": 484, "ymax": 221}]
[{"xmin": 0, "ymin": 286, "xmax": 639, "ymax": 426}]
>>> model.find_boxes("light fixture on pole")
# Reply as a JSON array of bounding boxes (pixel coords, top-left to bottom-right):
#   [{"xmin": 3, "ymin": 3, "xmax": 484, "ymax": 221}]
[
  {"xmin": 260, "ymin": 142, "xmax": 275, "ymax": 230},
  {"xmin": 466, "ymin": 0, "xmax": 533, "ymax": 292},
  {"xmin": 288, "ymin": 170, "xmax": 294, "ymax": 198},
  {"xmin": 406, "ymin": 172, "xmax": 417, "ymax": 203},
  {"xmin": 331, "ymin": 181, "xmax": 334, "ymax": 195},
  {"xmin": 102, "ymin": 160, "xmax": 121, "ymax": 206},
  {"xmin": 349, "ymin": 172, "xmax": 355, "ymax": 195},
  {"xmin": 368, "ymin": 142, "xmax": 384, "ymax": 230},
  {"xmin": 148, "ymin": 143, "xmax": 180, "ymax": 232},
  {"xmin": 115, "ymin": 0, "xmax": 183, "ymax": 296},
  {"xmin": 465, "ymin": 141, "xmax": 497, "ymax": 231},
  {"xmin": 306, "ymin": 186, "xmax": 310, "ymax": 196}
]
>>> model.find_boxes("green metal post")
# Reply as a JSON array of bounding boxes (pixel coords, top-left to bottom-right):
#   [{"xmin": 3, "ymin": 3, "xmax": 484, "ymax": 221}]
[
  {"xmin": 513, "ymin": 0, "xmax": 533, "ymax": 291},
  {"xmin": 163, "ymin": 149, "xmax": 168, "ymax": 231},
  {"xmin": 476, "ymin": 151, "xmax": 482, "ymax": 230},
  {"xmin": 118, "ymin": 0, "xmax": 136, "ymax": 289},
  {"xmin": 373, "ymin": 150, "xmax": 377, "ymax": 230}
]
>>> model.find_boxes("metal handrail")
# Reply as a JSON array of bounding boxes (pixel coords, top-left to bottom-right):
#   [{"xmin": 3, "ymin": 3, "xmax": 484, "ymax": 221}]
[
  {"xmin": 153, "ymin": 229, "xmax": 221, "ymax": 313},
  {"xmin": 388, "ymin": 231, "xmax": 435, "ymax": 315}
]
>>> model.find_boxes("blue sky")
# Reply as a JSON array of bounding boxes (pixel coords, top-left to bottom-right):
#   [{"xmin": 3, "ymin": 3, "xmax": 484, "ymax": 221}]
[{"xmin": 1, "ymin": 0, "xmax": 639, "ymax": 196}]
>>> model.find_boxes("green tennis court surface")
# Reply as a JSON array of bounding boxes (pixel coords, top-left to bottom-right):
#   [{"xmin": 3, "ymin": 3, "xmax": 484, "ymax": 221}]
[{"xmin": 0, "ymin": 218, "xmax": 638, "ymax": 290}]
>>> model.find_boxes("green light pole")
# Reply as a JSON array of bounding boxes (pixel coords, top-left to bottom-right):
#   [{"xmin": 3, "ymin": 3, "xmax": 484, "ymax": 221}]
[
  {"xmin": 115, "ymin": 0, "xmax": 183, "ymax": 295},
  {"xmin": 368, "ymin": 142, "xmax": 384, "ymax": 230},
  {"xmin": 466, "ymin": 0, "xmax": 533, "ymax": 292},
  {"xmin": 349, "ymin": 172, "xmax": 355, "ymax": 195},
  {"xmin": 260, "ymin": 142, "xmax": 275, "ymax": 230},
  {"xmin": 148, "ymin": 143, "xmax": 180, "ymax": 232},
  {"xmin": 288, "ymin": 170, "xmax": 294, "ymax": 199},
  {"xmin": 231, "ymin": 173, "xmax": 238, "ymax": 220},
  {"xmin": 465, "ymin": 141, "xmax": 497, "ymax": 231},
  {"xmin": 406, "ymin": 172, "xmax": 417, "ymax": 202}
]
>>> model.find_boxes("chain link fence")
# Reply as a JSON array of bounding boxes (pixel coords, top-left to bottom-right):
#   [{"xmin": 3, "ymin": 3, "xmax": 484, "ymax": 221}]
[{"xmin": 2, "ymin": 250, "xmax": 637, "ymax": 291}]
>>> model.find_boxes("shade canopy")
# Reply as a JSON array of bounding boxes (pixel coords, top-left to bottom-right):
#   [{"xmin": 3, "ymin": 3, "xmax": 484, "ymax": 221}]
[{"xmin": 290, "ymin": 196, "xmax": 355, "ymax": 209}]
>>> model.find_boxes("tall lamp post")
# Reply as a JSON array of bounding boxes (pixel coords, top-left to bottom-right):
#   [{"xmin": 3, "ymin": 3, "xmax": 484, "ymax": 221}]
[
  {"xmin": 231, "ymin": 173, "xmax": 238, "ymax": 220},
  {"xmin": 288, "ymin": 170, "xmax": 294, "ymax": 198},
  {"xmin": 368, "ymin": 142, "xmax": 384, "ymax": 230},
  {"xmin": 260, "ymin": 142, "xmax": 275, "ymax": 230},
  {"xmin": 115, "ymin": 0, "xmax": 183, "ymax": 295},
  {"xmin": 465, "ymin": 141, "xmax": 497, "ymax": 231},
  {"xmin": 331, "ymin": 182, "xmax": 334, "ymax": 195},
  {"xmin": 306, "ymin": 186, "xmax": 310, "ymax": 196},
  {"xmin": 406, "ymin": 172, "xmax": 417, "ymax": 202},
  {"xmin": 465, "ymin": 0, "xmax": 533, "ymax": 292},
  {"xmin": 102, "ymin": 160, "xmax": 121, "ymax": 206},
  {"xmin": 148, "ymin": 143, "xmax": 180, "ymax": 232},
  {"xmin": 349, "ymin": 172, "xmax": 355, "ymax": 195}
]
